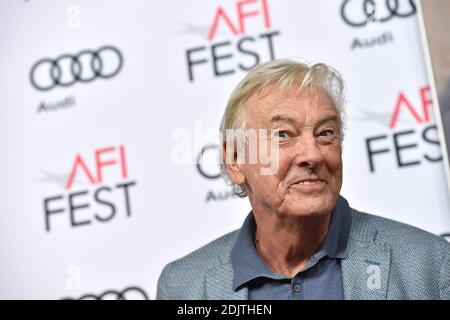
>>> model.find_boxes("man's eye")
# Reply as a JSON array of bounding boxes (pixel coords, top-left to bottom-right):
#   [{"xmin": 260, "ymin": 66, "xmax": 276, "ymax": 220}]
[
  {"xmin": 319, "ymin": 130, "xmax": 334, "ymax": 137},
  {"xmin": 274, "ymin": 130, "xmax": 290, "ymax": 138}
]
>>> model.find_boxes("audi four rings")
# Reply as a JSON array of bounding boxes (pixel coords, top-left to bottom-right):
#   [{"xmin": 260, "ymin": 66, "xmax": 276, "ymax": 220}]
[
  {"xmin": 340, "ymin": 0, "xmax": 416, "ymax": 27},
  {"xmin": 30, "ymin": 45, "xmax": 123, "ymax": 91},
  {"xmin": 63, "ymin": 286, "xmax": 148, "ymax": 300}
]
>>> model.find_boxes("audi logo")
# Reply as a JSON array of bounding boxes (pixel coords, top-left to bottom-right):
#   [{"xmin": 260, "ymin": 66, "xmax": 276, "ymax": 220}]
[
  {"xmin": 62, "ymin": 286, "xmax": 149, "ymax": 300},
  {"xmin": 340, "ymin": 0, "xmax": 416, "ymax": 27},
  {"xmin": 196, "ymin": 144, "xmax": 221, "ymax": 180},
  {"xmin": 30, "ymin": 45, "xmax": 123, "ymax": 91}
]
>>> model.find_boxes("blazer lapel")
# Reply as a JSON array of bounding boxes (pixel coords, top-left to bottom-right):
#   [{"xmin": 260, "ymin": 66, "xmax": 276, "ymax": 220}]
[
  {"xmin": 205, "ymin": 259, "xmax": 248, "ymax": 300},
  {"xmin": 342, "ymin": 213, "xmax": 391, "ymax": 300}
]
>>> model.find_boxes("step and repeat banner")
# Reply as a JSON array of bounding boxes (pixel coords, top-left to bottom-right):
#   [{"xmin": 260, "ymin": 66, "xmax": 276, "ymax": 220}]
[{"xmin": 1, "ymin": 0, "xmax": 449, "ymax": 299}]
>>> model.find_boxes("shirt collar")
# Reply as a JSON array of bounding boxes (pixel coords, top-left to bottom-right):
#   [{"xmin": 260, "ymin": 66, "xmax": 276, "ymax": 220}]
[
  {"xmin": 230, "ymin": 195, "xmax": 353, "ymax": 291},
  {"xmin": 320, "ymin": 195, "xmax": 353, "ymax": 259}
]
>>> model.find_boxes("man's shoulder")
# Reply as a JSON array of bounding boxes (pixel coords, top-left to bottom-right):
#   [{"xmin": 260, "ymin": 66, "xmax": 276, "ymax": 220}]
[
  {"xmin": 165, "ymin": 229, "xmax": 239, "ymax": 271},
  {"xmin": 351, "ymin": 208, "xmax": 450, "ymax": 254},
  {"xmin": 351, "ymin": 209, "xmax": 450, "ymax": 299},
  {"xmin": 156, "ymin": 229, "xmax": 239, "ymax": 299}
]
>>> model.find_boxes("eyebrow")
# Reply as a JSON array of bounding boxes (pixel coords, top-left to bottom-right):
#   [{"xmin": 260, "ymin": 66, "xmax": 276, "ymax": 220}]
[
  {"xmin": 269, "ymin": 114, "xmax": 338, "ymax": 127},
  {"xmin": 316, "ymin": 115, "xmax": 339, "ymax": 127},
  {"xmin": 270, "ymin": 115, "xmax": 298, "ymax": 125}
]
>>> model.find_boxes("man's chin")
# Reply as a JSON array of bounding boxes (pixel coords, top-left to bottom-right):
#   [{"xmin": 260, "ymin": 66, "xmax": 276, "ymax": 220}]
[
  {"xmin": 282, "ymin": 198, "xmax": 334, "ymax": 218},
  {"xmin": 282, "ymin": 207, "xmax": 331, "ymax": 220}
]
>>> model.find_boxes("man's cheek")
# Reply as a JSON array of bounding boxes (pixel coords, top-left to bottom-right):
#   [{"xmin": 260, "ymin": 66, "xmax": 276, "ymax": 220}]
[
  {"xmin": 259, "ymin": 140, "xmax": 281, "ymax": 175},
  {"xmin": 324, "ymin": 149, "xmax": 342, "ymax": 166}
]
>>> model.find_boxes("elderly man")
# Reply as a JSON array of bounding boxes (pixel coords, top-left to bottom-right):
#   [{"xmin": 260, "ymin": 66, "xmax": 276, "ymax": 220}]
[{"xmin": 157, "ymin": 59, "xmax": 450, "ymax": 300}]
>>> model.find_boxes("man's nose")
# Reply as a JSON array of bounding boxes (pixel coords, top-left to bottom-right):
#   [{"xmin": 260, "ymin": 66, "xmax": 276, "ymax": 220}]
[{"xmin": 292, "ymin": 135, "xmax": 325, "ymax": 169}]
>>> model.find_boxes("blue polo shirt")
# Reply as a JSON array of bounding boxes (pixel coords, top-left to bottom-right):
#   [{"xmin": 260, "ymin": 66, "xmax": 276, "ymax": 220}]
[{"xmin": 230, "ymin": 195, "xmax": 353, "ymax": 300}]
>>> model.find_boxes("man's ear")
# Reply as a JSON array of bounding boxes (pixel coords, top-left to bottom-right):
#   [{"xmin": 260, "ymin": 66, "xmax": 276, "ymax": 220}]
[{"xmin": 223, "ymin": 141, "xmax": 246, "ymax": 186}]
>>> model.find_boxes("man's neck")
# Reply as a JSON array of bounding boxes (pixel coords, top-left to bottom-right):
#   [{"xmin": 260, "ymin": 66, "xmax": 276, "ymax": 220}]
[{"xmin": 253, "ymin": 211, "xmax": 331, "ymax": 278}]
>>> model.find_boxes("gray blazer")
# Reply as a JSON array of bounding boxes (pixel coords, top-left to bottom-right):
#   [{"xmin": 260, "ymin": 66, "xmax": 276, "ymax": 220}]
[{"xmin": 157, "ymin": 209, "xmax": 450, "ymax": 300}]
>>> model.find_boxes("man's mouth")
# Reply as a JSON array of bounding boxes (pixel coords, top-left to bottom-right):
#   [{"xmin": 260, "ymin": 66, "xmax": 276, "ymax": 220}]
[
  {"xmin": 289, "ymin": 178, "xmax": 328, "ymax": 192},
  {"xmin": 295, "ymin": 179, "xmax": 326, "ymax": 185}
]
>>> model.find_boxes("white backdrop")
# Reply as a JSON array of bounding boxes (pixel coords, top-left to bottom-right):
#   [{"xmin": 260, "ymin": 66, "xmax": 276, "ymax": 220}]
[{"xmin": 0, "ymin": 0, "xmax": 449, "ymax": 299}]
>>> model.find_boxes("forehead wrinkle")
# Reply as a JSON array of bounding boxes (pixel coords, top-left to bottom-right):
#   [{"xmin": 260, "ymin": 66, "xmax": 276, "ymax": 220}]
[
  {"xmin": 244, "ymin": 85, "xmax": 337, "ymax": 127},
  {"xmin": 270, "ymin": 114, "xmax": 298, "ymax": 125}
]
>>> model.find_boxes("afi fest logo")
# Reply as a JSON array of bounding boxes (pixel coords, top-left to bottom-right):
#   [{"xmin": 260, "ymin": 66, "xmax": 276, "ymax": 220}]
[
  {"xmin": 43, "ymin": 145, "xmax": 137, "ymax": 232},
  {"xmin": 185, "ymin": 0, "xmax": 280, "ymax": 82},
  {"xmin": 364, "ymin": 86, "xmax": 442, "ymax": 173}
]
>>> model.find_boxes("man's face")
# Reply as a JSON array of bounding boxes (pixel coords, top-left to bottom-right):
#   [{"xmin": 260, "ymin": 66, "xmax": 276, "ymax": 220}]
[{"xmin": 231, "ymin": 85, "xmax": 343, "ymax": 218}]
